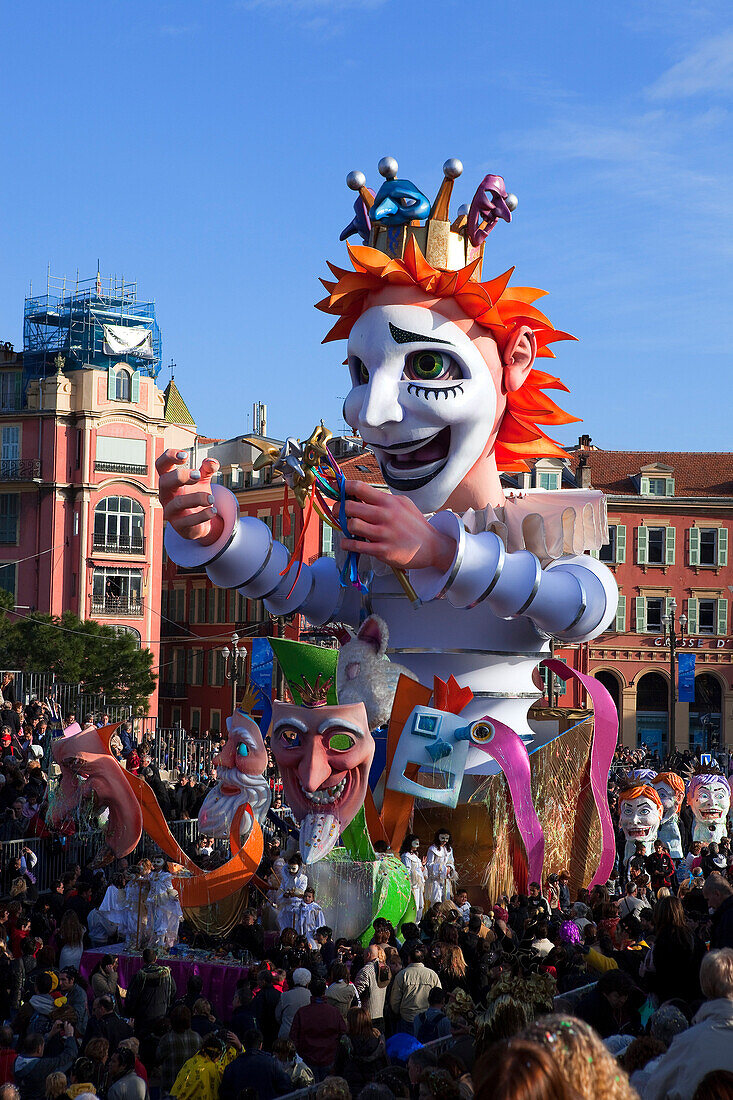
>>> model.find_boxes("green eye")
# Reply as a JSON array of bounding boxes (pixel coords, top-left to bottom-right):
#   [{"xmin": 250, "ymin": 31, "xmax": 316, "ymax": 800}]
[
  {"xmin": 412, "ymin": 351, "xmax": 444, "ymax": 379},
  {"xmin": 328, "ymin": 733, "xmax": 354, "ymax": 752}
]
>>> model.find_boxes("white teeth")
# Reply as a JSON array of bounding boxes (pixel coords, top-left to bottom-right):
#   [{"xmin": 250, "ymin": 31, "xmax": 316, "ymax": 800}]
[{"xmin": 299, "ymin": 777, "xmax": 346, "ymax": 805}]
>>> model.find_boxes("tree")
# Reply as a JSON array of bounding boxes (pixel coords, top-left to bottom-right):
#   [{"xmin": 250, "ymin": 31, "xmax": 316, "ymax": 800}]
[{"xmin": 0, "ymin": 605, "xmax": 156, "ymax": 713}]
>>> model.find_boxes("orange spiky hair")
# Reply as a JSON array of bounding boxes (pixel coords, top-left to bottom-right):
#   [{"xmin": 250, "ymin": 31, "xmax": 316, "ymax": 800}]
[{"xmin": 316, "ymin": 238, "xmax": 580, "ymax": 472}]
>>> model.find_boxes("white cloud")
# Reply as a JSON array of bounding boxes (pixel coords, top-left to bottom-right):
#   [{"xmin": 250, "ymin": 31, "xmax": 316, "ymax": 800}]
[{"xmin": 647, "ymin": 28, "xmax": 733, "ymax": 99}]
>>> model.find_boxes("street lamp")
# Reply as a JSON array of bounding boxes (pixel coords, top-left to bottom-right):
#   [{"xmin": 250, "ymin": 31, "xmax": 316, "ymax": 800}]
[
  {"xmin": 222, "ymin": 632, "xmax": 245, "ymax": 714},
  {"xmin": 660, "ymin": 599, "xmax": 686, "ymax": 752}
]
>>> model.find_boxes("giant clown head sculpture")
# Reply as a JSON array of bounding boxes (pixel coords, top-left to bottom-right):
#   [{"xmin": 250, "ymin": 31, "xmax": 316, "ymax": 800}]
[
  {"xmin": 653, "ymin": 771, "xmax": 685, "ymax": 826},
  {"xmin": 687, "ymin": 772, "xmax": 731, "ymax": 844},
  {"xmin": 270, "ymin": 673, "xmax": 375, "ymax": 864},
  {"xmin": 198, "ymin": 709, "xmax": 271, "ymax": 839},
  {"xmin": 618, "ymin": 783, "xmax": 663, "ymax": 856}
]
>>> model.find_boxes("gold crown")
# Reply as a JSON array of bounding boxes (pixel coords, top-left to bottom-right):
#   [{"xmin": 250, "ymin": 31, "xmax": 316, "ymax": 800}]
[
  {"xmin": 343, "ymin": 156, "xmax": 517, "ymax": 276},
  {"xmin": 297, "ymin": 673, "xmax": 334, "ymax": 708}
]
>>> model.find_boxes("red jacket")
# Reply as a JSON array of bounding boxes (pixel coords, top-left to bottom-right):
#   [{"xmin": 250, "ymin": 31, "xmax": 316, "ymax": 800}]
[
  {"xmin": 0, "ymin": 1048, "xmax": 17, "ymax": 1084},
  {"xmin": 290, "ymin": 998, "xmax": 346, "ymax": 1067}
]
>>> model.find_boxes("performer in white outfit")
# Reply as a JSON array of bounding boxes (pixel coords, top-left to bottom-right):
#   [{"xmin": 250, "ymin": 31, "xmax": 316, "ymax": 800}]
[
  {"xmin": 98, "ymin": 873, "xmax": 127, "ymax": 941},
  {"xmin": 425, "ymin": 830, "xmax": 456, "ymax": 905},
  {"xmin": 294, "ymin": 887, "xmax": 325, "ymax": 947},
  {"xmin": 400, "ymin": 834, "xmax": 426, "ymax": 916},
  {"xmin": 276, "ymin": 854, "xmax": 308, "ymax": 932},
  {"xmin": 124, "ymin": 862, "xmax": 152, "ymax": 950},
  {"xmin": 149, "ymin": 858, "xmax": 184, "ymax": 949}
]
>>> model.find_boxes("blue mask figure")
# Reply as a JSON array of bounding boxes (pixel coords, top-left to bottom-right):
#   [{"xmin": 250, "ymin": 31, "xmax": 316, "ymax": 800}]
[
  {"xmin": 340, "ymin": 193, "xmax": 373, "ymax": 243},
  {"xmin": 370, "ymin": 179, "xmax": 431, "ymax": 226}
]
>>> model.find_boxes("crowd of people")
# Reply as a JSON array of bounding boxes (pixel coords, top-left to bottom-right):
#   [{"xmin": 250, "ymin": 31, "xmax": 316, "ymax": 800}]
[{"xmin": 0, "ymin": 680, "xmax": 733, "ymax": 1099}]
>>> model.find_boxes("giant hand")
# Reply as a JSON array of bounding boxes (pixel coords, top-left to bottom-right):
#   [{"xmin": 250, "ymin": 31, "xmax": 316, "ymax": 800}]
[{"xmin": 156, "ymin": 449, "xmax": 225, "ymax": 546}]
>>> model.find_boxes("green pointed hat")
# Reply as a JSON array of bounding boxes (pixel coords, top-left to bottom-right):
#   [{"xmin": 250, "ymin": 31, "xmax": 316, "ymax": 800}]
[{"xmin": 268, "ymin": 637, "xmax": 339, "ymax": 706}]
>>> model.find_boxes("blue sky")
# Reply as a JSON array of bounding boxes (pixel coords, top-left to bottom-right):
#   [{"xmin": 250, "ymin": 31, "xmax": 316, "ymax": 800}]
[{"xmin": 1, "ymin": 0, "xmax": 731, "ymax": 450}]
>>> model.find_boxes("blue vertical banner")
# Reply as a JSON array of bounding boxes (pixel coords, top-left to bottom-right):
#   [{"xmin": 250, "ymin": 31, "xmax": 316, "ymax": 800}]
[
  {"xmin": 250, "ymin": 637, "xmax": 274, "ymax": 698},
  {"xmin": 677, "ymin": 652, "xmax": 696, "ymax": 702}
]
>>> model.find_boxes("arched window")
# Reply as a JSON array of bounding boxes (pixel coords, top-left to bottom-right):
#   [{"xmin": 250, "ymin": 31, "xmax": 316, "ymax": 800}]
[
  {"xmin": 115, "ymin": 369, "xmax": 131, "ymax": 401},
  {"xmin": 595, "ymin": 670, "xmax": 621, "ymax": 715},
  {"xmin": 690, "ymin": 673, "xmax": 723, "ymax": 752},
  {"xmin": 636, "ymin": 671, "xmax": 669, "ymax": 755},
  {"xmin": 111, "ymin": 624, "xmax": 141, "ymax": 648},
  {"xmin": 93, "ymin": 496, "xmax": 145, "ymax": 552}
]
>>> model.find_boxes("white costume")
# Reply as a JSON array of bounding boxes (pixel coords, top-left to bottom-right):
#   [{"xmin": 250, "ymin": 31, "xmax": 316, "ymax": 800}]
[
  {"xmin": 294, "ymin": 899, "xmax": 326, "ymax": 947},
  {"xmin": 276, "ymin": 867, "xmax": 308, "ymax": 932},
  {"xmin": 425, "ymin": 844, "xmax": 456, "ymax": 905},
  {"xmin": 149, "ymin": 868, "xmax": 183, "ymax": 949},
  {"xmin": 98, "ymin": 883, "xmax": 127, "ymax": 939},
  {"xmin": 401, "ymin": 852, "xmax": 426, "ymax": 915},
  {"xmin": 123, "ymin": 875, "xmax": 151, "ymax": 950}
]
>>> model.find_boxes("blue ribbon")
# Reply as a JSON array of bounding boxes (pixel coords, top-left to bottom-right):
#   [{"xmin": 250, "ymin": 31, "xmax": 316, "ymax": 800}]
[{"xmin": 336, "ymin": 465, "xmax": 368, "ymax": 593}]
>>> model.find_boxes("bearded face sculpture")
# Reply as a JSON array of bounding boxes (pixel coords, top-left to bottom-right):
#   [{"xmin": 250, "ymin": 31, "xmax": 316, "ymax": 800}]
[
  {"xmin": 271, "ymin": 699, "xmax": 374, "ymax": 864},
  {"xmin": 618, "ymin": 784, "xmax": 663, "ymax": 859},
  {"xmin": 198, "ymin": 710, "xmax": 271, "ymax": 838},
  {"xmin": 687, "ymin": 774, "xmax": 731, "ymax": 844}
]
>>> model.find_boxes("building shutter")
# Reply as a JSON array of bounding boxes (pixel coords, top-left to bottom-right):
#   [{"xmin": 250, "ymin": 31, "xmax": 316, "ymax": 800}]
[
  {"xmin": 635, "ymin": 596, "xmax": 646, "ymax": 633},
  {"xmin": 589, "ymin": 545, "xmax": 600, "ymax": 559},
  {"xmin": 665, "ymin": 527, "xmax": 676, "ymax": 565},
  {"xmin": 322, "ymin": 523, "xmax": 334, "ymax": 557},
  {"xmin": 207, "ymin": 649, "xmax": 213, "ymax": 685},
  {"xmin": 665, "ymin": 478, "xmax": 675, "ymax": 496},
  {"xmin": 615, "ymin": 593, "xmax": 626, "ymax": 632},
  {"xmin": 131, "ymin": 370, "xmax": 140, "ymax": 404},
  {"xmin": 665, "ymin": 596, "xmax": 675, "ymax": 620},
  {"xmin": 717, "ymin": 599, "xmax": 728, "ymax": 636},
  {"xmin": 637, "ymin": 527, "xmax": 648, "ymax": 565},
  {"xmin": 616, "ymin": 525, "xmax": 626, "ymax": 563},
  {"xmin": 719, "ymin": 528, "xmax": 728, "ymax": 566},
  {"xmin": 686, "ymin": 598, "xmax": 698, "ymax": 635},
  {"xmin": 107, "ymin": 368, "xmax": 116, "ymax": 400},
  {"xmin": 640, "ymin": 476, "xmax": 650, "ymax": 495},
  {"xmin": 689, "ymin": 527, "xmax": 700, "ymax": 566}
]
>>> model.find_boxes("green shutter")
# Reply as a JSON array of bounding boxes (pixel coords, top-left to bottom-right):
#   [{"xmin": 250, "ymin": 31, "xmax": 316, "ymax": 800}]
[
  {"xmin": 208, "ymin": 588, "xmax": 215, "ymax": 621},
  {"xmin": 635, "ymin": 596, "xmax": 646, "ymax": 633},
  {"xmin": 589, "ymin": 545, "xmax": 600, "ymax": 559},
  {"xmin": 131, "ymin": 370, "xmax": 140, "ymax": 403},
  {"xmin": 616, "ymin": 525, "xmax": 626, "ymax": 563},
  {"xmin": 718, "ymin": 599, "xmax": 728, "ymax": 636},
  {"xmin": 665, "ymin": 527, "xmax": 676, "ymax": 565},
  {"xmin": 107, "ymin": 368, "xmax": 116, "ymax": 400},
  {"xmin": 640, "ymin": 476, "xmax": 650, "ymax": 495},
  {"xmin": 719, "ymin": 528, "xmax": 728, "ymax": 566},
  {"xmin": 207, "ymin": 649, "xmax": 213, "ymax": 685},
  {"xmin": 637, "ymin": 526, "xmax": 648, "ymax": 565},
  {"xmin": 615, "ymin": 593, "xmax": 626, "ymax": 632},
  {"xmin": 322, "ymin": 524, "xmax": 334, "ymax": 556},
  {"xmin": 689, "ymin": 527, "xmax": 700, "ymax": 566},
  {"xmin": 665, "ymin": 596, "xmax": 675, "ymax": 620},
  {"xmin": 687, "ymin": 598, "xmax": 698, "ymax": 634},
  {"xmin": 665, "ymin": 478, "xmax": 675, "ymax": 497}
]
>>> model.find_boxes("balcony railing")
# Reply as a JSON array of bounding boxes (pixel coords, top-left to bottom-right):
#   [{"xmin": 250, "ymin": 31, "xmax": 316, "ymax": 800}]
[
  {"xmin": 0, "ymin": 459, "xmax": 41, "ymax": 481},
  {"xmin": 94, "ymin": 462, "xmax": 148, "ymax": 475},
  {"xmin": 0, "ymin": 397, "xmax": 25, "ymax": 413},
  {"xmin": 91, "ymin": 598, "xmax": 144, "ymax": 618},
  {"xmin": 92, "ymin": 535, "xmax": 146, "ymax": 555},
  {"xmin": 159, "ymin": 682, "xmax": 187, "ymax": 698}
]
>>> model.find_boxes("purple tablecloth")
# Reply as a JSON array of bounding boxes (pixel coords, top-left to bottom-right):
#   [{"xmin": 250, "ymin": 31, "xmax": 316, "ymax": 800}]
[{"xmin": 81, "ymin": 950, "xmax": 249, "ymax": 1020}]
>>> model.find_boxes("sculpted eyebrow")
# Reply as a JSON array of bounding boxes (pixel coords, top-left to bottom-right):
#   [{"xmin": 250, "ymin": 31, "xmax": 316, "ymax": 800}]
[{"xmin": 388, "ymin": 322, "xmax": 454, "ymax": 347}]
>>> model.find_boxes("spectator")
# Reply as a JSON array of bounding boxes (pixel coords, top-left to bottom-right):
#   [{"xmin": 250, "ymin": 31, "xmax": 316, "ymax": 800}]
[
  {"xmin": 125, "ymin": 950, "xmax": 177, "ymax": 1034},
  {"xmin": 354, "ymin": 946, "xmax": 390, "ymax": 1032},
  {"xmin": 83, "ymin": 997, "xmax": 133, "ymax": 1051},
  {"xmin": 333, "ymin": 1007, "xmax": 387, "ymax": 1094},
  {"xmin": 13, "ymin": 1025, "xmax": 77, "ymax": 1100},
  {"xmin": 57, "ymin": 971, "xmax": 88, "ymax": 1037},
  {"xmin": 106, "ymin": 1048, "xmax": 147, "ymax": 1100},
  {"xmin": 170, "ymin": 1033, "xmax": 238, "ymax": 1100},
  {"xmin": 414, "ymin": 987, "xmax": 452, "ymax": 1043},
  {"xmin": 88, "ymin": 957, "xmax": 120, "ymax": 1008},
  {"xmin": 290, "ymin": 978, "xmax": 346, "ymax": 1082},
  {"xmin": 190, "ymin": 999, "xmax": 218, "ymax": 1038},
  {"xmin": 0, "ymin": 1027, "xmax": 17, "ymax": 1085},
  {"xmin": 55, "ymin": 914, "xmax": 85, "ymax": 972},
  {"xmin": 325, "ymin": 963, "xmax": 359, "ymax": 1020},
  {"xmin": 389, "ymin": 947, "xmax": 441, "ymax": 1034},
  {"xmin": 65, "ymin": 1055, "xmax": 96, "ymax": 1097},
  {"xmin": 155, "ymin": 1005, "xmax": 201, "ymax": 1096},
  {"xmin": 575, "ymin": 969, "xmax": 641, "ymax": 1038},
  {"xmin": 275, "ymin": 968, "xmax": 311, "ymax": 1040},
  {"xmin": 704, "ymin": 875, "xmax": 733, "ymax": 950},
  {"xmin": 251, "ymin": 970, "xmax": 281, "ymax": 1051},
  {"xmin": 219, "ymin": 1028, "xmax": 291, "ymax": 1100}
]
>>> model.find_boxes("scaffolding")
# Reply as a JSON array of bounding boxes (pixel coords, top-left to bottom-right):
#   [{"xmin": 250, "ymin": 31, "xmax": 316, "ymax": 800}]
[{"xmin": 23, "ymin": 270, "xmax": 162, "ymax": 383}]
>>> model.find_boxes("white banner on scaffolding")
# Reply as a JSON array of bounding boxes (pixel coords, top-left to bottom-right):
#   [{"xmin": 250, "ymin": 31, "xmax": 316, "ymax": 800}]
[{"xmin": 103, "ymin": 324, "xmax": 153, "ymax": 359}]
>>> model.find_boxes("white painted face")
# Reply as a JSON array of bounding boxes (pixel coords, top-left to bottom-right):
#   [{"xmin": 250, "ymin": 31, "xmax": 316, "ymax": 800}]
[
  {"xmin": 619, "ymin": 796, "xmax": 661, "ymax": 844},
  {"xmin": 690, "ymin": 781, "xmax": 731, "ymax": 824},
  {"xmin": 343, "ymin": 303, "xmax": 498, "ymax": 513},
  {"xmin": 654, "ymin": 782, "xmax": 681, "ymax": 825}
]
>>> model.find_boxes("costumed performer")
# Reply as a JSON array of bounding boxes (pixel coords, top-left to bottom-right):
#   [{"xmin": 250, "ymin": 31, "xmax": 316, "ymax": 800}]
[
  {"xmin": 425, "ymin": 828, "xmax": 456, "ymax": 905},
  {"xmin": 124, "ymin": 861, "xmax": 152, "ymax": 950},
  {"xmin": 156, "ymin": 157, "xmax": 618, "ymax": 800},
  {"xmin": 652, "ymin": 771, "xmax": 686, "ymax": 860},
  {"xmin": 400, "ymin": 834, "xmax": 426, "ymax": 916},
  {"xmin": 294, "ymin": 886, "xmax": 326, "ymax": 948},
  {"xmin": 149, "ymin": 857, "xmax": 184, "ymax": 950},
  {"xmin": 276, "ymin": 853, "xmax": 308, "ymax": 932},
  {"xmin": 97, "ymin": 873, "xmax": 127, "ymax": 941}
]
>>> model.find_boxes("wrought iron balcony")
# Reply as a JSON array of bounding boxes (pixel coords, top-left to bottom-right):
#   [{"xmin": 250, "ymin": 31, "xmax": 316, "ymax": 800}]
[
  {"xmin": 91, "ymin": 598, "xmax": 144, "ymax": 618},
  {"xmin": 159, "ymin": 682, "xmax": 187, "ymax": 698},
  {"xmin": 0, "ymin": 460, "xmax": 41, "ymax": 481},
  {"xmin": 94, "ymin": 461, "xmax": 148, "ymax": 475},
  {"xmin": 92, "ymin": 535, "xmax": 146, "ymax": 555}
]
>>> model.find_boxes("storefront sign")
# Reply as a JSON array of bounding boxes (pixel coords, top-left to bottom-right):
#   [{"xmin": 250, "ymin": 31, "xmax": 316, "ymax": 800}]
[{"xmin": 654, "ymin": 637, "xmax": 731, "ymax": 648}]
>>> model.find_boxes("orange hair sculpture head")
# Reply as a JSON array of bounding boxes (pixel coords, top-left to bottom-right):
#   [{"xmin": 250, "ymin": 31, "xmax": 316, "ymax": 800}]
[
  {"xmin": 618, "ymin": 784, "xmax": 663, "ymax": 815},
  {"xmin": 653, "ymin": 772, "xmax": 685, "ymax": 800},
  {"xmin": 317, "ymin": 238, "xmax": 579, "ymax": 472}
]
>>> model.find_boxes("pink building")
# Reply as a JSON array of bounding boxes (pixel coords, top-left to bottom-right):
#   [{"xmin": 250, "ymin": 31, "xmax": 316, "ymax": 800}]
[{"xmin": 0, "ymin": 275, "xmax": 197, "ymax": 714}]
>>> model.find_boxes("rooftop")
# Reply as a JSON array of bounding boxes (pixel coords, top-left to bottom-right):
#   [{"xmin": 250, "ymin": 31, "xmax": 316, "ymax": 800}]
[{"xmin": 566, "ymin": 447, "xmax": 733, "ymax": 498}]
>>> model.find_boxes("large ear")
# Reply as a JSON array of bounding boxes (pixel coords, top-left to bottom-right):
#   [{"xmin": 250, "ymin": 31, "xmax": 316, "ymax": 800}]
[
  {"xmin": 356, "ymin": 614, "xmax": 389, "ymax": 657},
  {"xmin": 502, "ymin": 325, "xmax": 536, "ymax": 393}
]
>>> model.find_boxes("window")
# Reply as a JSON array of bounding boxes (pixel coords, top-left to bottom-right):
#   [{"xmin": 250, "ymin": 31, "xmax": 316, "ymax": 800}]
[
  {"xmin": 190, "ymin": 707, "xmax": 201, "ymax": 733},
  {"xmin": 599, "ymin": 526, "xmax": 616, "ymax": 563},
  {"xmin": 322, "ymin": 523, "xmax": 334, "ymax": 557},
  {"xmin": 283, "ymin": 511, "xmax": 295, "ymax": 554},
  {"xmin": 0, "ymin": 563, "xmax": 16, "ymax": 599},
  {"xmin": 111, "ymin": 625, "xmax": 141, "ymax": 648},
  {"xmin": 93, "ymin": 496, "xmax": 144, "ymax": 551},
  {"xmin": 208, "ymin": 648, "xmax": 226, "ymax": 686},
  {"xmin": 0, "ymin": 372, "xmax": 22, "ymax": 412},
  {"xmin": 172, "ymin": 707, "xmax": 182, "ymax": 728},
  {"xmin": 700, "ymin": 529, "xmax": 717, "ymax": 565},
  {"xmin": 689, "ymin": 527, "xmax": 728, "ymax": 568},
  {"xmin": 169, "ymin": 587, "xmax": 186, "ymax": 621},
  {"xmin": 0, "ymin": 494, "xmax": 19, "ymax": 544},
  {"xmin": 188, "ymin": 649, "xmax": 204, "ymax": 686},
  {"xmin": 648, "ymin": 478, "xmax": 666, "ymax": 495},
  {"xmin": 190, "ymin": 587, "xmax": 207, "ymax": 624},
  {"xmin": 635, "ymin": 595, "xmax": 673, "ymax": 633},
  {"xmin": 91, "ymin": 566, "xmax": 143, "ymax": 615},
  {"xmin": 95, "ymin": 434, "xmax": 147, "ymax": 472},
  {"xmin": 640, "ymin": 475, "xmax": 674, "ymax": 496},
  {"xmin": 599, "ymin": 525, "xmax": 627, "ymax": 564},
  {"xmin": 233, "ymin": 591, "xmax": 247, "ymax": 622},
  {"xmin": 539, "ymin": 658, "xmax": 567, "ymax": 700},
  {"xmin": 638, "ymin": 526, "xmax": 675, "ymax": 566},
  {"xmin": 208, "ymin": 587, "xmax": 228, "ymax": 623},
  {"xmin": 172, "ymin": 649, "xmax": 187, "ymax": 684},
  {"xmin": 115, "ymin": 370, "xmax": 131, "ymax": 401},
  {"xmin": 609, "ymin": 592, "xmax": 626, "ymax": 632},
  {"xmin": 537, "ymin": 470, "xmax": 560, "ymax": 491},
  {"xmin": 1, "ymin": 426, "xmax": 19, "ymax": 477},
  {"xmin": 687, "ymin": 598, "xmax": 728, "ymax": 636},
  {"xmin": 248, "ymin": 598, "xmax": 264, "ymax": 623},
  {"xmin": 210, "ymin": 710, "xmax": 221, "ymax": 735}
]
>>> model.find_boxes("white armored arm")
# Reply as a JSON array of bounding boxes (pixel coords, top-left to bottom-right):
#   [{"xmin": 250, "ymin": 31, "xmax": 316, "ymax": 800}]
[
  {"xmin": 408, "ymin": 510, "xmax": 617, "ymax": 642},
  {"xmin": 163, "ymin": 484, "xmax": 345, "ymax": 626}
]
